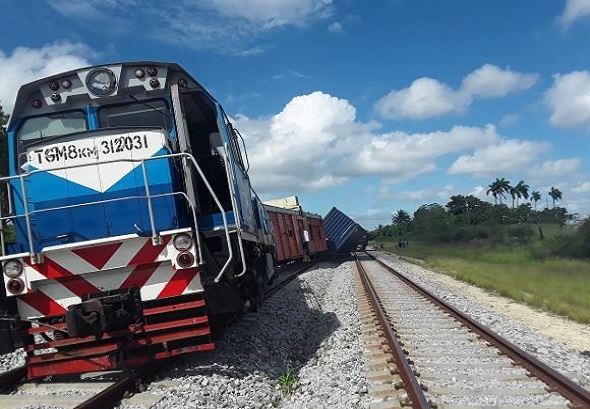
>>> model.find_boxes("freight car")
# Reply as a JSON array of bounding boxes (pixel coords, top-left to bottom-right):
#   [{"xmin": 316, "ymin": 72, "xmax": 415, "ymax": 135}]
[
  {"xmin": 263, "ymin": 196, "xmax": 328, "ymax": 264},
  {"xmin": 0, "ymin": 62, "xmax": 277, "ymax": 379},
  {"xmin": 323, "ymin": 207, "xmax": 368, "ymax": 253}
]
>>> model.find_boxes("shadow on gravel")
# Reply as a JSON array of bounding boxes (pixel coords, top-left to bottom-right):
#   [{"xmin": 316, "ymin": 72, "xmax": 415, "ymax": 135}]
[{"xmin": 159, "ymin": 258, "xmax": 351, "ymax": 399}]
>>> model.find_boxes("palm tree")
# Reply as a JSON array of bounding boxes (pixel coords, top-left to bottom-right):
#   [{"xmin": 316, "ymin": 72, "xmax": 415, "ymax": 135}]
[
  {"xmin": 392, "ymin": 209, "xmax": 411, "ymax": 225},
  {"xmin": 530, "ymin": 190, "xmax": 541, "ymax": 211},
  {"xmin": 548, "ymin": 187, "xmax": 562, "ymax": 208},
  {"xmin": 486, "ymin": 178, "xmax": 511, "ymax": 205},
  {"xmin": 514, "ymin": 180, "xmax": 529, "ymax": 207},
  {"xmin": 509, "ymin": 185, "xmax": 520, "ymax": 208}
]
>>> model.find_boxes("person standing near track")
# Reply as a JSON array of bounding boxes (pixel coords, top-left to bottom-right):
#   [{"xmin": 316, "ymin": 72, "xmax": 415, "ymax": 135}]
[{"xmin": 302, "ymin": 227, "xmax": 310, "ymax": 261}]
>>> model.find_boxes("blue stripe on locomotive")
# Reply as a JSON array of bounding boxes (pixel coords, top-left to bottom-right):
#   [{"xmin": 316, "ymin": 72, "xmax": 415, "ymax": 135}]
[{"xmin": 8, "ymin": 147, "xmax": 179, "ymax": 253}]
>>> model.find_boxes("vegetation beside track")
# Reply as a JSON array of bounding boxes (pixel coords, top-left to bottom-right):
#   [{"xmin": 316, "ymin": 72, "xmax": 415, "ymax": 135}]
[
  {"xmin": 370, "ymin": 198, "xmax": 590, "ymax": 324},
  {"xmin": 378, "ymin": 241, "xmax": 590, "ymax": 324}
]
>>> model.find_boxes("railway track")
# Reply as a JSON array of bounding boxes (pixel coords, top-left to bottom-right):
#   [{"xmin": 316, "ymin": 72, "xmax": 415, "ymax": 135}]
[
  {"xmin": 0, "ymin": 259, "xmax": 319, "ymax": 409},
  {"xmin": 354, "ymin": 252, "xmax": 590, "ymax": 408},
  {"xmin": 0, "ymin": 362, "xmax": 165, "ymax": 409}
]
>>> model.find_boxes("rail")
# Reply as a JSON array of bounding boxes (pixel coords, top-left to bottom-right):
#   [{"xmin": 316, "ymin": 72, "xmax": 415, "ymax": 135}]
[
  {"xmin": 0, "ymin": 152, "xmax": 234, "ymax": 280},
  {"xmin": 367, "ymin": 251, "xmax": 590, "ymax": 408},
  {"xmin": 354, "ymin": 253, "xmax": 430, "ymax": 408}
]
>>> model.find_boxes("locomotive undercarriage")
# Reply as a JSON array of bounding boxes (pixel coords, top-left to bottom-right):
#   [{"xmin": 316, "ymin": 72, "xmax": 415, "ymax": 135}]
[{"xmin": 23, "ymin": 289, "xmax": 213, "ymax": 379}]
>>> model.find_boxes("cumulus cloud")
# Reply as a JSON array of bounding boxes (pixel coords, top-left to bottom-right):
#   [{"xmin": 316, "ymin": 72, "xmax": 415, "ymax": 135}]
[
  {"xmin": 375, "ymin": 64, "xmax": 538, "ymax": 120},
  {"xmin": 0, "ymin": 42, "xmax": 92, "ymax": 114},
  {"xmin": 460, "ymin": 64, "xmax": 539, "ymax": 99},
  {"xmin": 45, "ymin": 0, "xmax": 333, "ymax": 54},
  {"xmin": 545, "ymin": 71, "xmax": 590, "ymax": 129},
  {"xmin": 448, "ymin": 139, "xmax": 550, "ymax": 177},
  {"xmin": 557, "ymin": 0, "xmax": 590, "ymax": 28},
  {"xmin": 235, "ymin": 90, "xmax": 508, "ymax": 194},
  {"xmin": 374, "ymin": 78, "xmax": 467, "ymax": 120},
  {"xmin": 572, "ymin": 181, "xmax": 590, "ymax": 193},
  {"xmin": 539, "ymin": 158, "xmax": 581, "ymax": 175}
]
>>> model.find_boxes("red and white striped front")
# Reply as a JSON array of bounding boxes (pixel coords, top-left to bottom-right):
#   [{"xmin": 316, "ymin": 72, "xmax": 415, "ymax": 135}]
[{"xmin": 12, "ymin": 233, "xmax": 203, "ymax": 319}]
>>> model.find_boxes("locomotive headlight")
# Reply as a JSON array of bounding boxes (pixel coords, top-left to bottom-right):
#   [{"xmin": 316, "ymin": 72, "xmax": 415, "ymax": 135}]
[
  {"xmin": 177, "ymin": 252, "xmax": 195, "ymax": 268},
  {"xmin": 173, "ymin": 233, "xmax": 192, "ymax": 251},
  {"xmin": 3, "ymin": 260, "xmax": 23, "ymax": 278},
  {"xmin": 86, "ymin": 68, "xmax": 117, "ymax": 96},
  {"xmin": 7, "ymin": 278, "xmax": 25, "ymax": 295}
]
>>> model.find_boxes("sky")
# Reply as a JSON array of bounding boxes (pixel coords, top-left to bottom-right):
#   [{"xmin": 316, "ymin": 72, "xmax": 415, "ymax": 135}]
[{"xmin": 1, "ymin": 0, "xmax": 590, "ymax": 230}]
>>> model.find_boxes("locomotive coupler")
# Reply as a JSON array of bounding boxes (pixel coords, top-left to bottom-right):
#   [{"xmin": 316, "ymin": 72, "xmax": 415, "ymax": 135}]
[{"xmin": 66, "ymin": 286, "xmax": 143, "ymax": 339}]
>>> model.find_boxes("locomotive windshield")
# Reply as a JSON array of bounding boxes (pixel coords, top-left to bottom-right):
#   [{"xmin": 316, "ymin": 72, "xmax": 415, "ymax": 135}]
[
  {"xmin": 98, "ymin": 99, "xmax": 171, "ymax": 131},
  {"xmin": 17, "ymin": 111, "xmax": 88, "ymax": 146},
  {"xmin": 16, "ymin": 99, "xmax": 172, "ymax": 154}
]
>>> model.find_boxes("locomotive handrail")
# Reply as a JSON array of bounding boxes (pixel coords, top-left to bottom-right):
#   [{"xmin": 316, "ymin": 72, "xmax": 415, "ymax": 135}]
[
  {"xmin": 216, "ymin": 141, "xmax": 247, "ymax": 282},
  {"xmin": 0, "ymin": 152, "xmax": 233, "ymax": 280}
]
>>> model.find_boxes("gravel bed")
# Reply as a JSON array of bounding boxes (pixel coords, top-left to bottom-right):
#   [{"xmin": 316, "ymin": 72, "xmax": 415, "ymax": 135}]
[
  {"xmin": 0, "ymin": 349, "xmax": 25, "ymax": 372},
  {"xmin": 375, "ymin": 251, "xmax": 590, "ymax": 390},
  {"xmin": 119, "ymin": 261, "xmax": 369, "ymax": 409}
]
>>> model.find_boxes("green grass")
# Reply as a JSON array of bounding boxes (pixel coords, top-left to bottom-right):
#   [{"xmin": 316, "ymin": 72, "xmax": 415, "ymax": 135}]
[
  {"xmin": 380, "ymin": 241, "xmax": 590, "ymax": 324},
  {"xmin": 278, "ymin": 367, "xmax": 298, "ymax": 395}
]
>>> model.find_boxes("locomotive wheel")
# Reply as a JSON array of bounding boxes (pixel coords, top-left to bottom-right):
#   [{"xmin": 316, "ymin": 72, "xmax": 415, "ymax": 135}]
[{"xmin": 244, "ymin": 273, "xmax": 264, "ymax": 313}]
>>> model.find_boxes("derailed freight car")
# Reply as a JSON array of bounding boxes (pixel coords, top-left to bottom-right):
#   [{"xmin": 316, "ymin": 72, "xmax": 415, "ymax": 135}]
[
  {"xmin": 263, "ymin": 198, "xmax": 328, "ymax": 264},
  {"xmin": 323, "ymin": 207, "xmax": 368, "ymax": 253}
]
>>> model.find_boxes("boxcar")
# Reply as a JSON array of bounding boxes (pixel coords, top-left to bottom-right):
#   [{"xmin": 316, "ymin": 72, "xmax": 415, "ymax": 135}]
[
  {"xmin": 263, "ymin": 204, "xmax": 328, "ymax": 264},
  {"xmin": 323, "ymin": 207, "xmax": 368, "ymax": 253}
]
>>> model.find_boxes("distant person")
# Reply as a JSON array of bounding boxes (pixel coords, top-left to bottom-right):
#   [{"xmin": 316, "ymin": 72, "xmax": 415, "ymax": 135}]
[{"xmin": 302, "ymin": 228, "xmax": 310, "ymax": 261}]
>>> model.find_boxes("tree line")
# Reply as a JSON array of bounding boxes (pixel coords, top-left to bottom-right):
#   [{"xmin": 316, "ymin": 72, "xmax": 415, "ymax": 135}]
[{"xmin": 372, "ymin": 177, "xmax": 575, "ymax": 248}]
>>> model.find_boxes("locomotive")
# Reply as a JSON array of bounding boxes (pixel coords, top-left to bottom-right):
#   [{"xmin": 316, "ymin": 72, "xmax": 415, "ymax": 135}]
[{"xmin": 0, "ymin": 62, "xmax": 278, "ymax": 379}]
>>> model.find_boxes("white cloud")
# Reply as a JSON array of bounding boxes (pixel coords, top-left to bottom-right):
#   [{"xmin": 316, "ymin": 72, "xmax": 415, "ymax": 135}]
[
  {"xmin": 539, "ymin": 158, "xmax": 581, "ymax": 176},
  {"xmin": 236, "ymin": 91, "xmax": 506, "ymax": 195},
  {"xmin": 557, "ymin": 0, "xmax": 590, "ymax": 28},
  {"xmin": 45, "ymin": 0, "xmax": 332, "ymax": 54},
  {"xmin": 396, "ymin": 186, "xmax": 455, "ymax": 203},
  {"xmin": 0, "ymin": 42, "xmax": 92, "ymax": 114},
  {"xmin": 499, "ymin": 113, "xmax": 520, "ymax": 126},
  {"xmin": 448, "ymin": 139, "xmax": 550, "ymax": 177},
  {"xmin": 347, "ymin": 124, "xmax": 499, "ymax": 179},
  {"xmin": 460, "ymin": 64, "xmax": 539, "ymax": 99},
  {"xmin": 195, "ymin": 0, "xmax": 333, "ymax": 28},
  {"xmin": 375, "ymin": 64, "xmax": 538, "ymax": 120},
  {"xmin": 328, "ymin": 22, "xmax": 343, "ymax": 33},
  {"xmin": 374, "ymin": 78, "xmax": 467, "ymax": 119},
  {"xmin": 545, "ymin": 71, "xmax": 590, "ymax": 129},
  {"xmin": 572, "ymin": 181, "xmax": 590, "ymax": 193}
]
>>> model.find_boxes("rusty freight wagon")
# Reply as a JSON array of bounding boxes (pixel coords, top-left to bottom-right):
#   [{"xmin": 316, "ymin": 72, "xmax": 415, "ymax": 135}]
[{"xmin": 263, "ymin": 197, "xmax": 328, "ymax": 264}]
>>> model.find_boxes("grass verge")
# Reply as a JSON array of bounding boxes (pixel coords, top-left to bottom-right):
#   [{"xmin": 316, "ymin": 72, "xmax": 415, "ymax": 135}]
[{"xmin": 383, "ymin": 242, "xmax": 590, "ymax": 324}]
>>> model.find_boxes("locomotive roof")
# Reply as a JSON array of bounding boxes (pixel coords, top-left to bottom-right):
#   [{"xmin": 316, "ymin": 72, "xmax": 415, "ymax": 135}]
[{"xmin": 8, "ymin": 61, "xmax": 216, "ymax": 129}]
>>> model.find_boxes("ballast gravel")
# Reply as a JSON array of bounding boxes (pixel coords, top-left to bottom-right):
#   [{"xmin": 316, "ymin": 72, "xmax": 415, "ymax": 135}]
[{"xmin": 119, "ymin": 261, "xmax": 370, "ymax": 409}]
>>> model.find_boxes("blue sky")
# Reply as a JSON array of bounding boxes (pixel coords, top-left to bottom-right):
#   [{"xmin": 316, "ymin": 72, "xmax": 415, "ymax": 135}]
[{"xmin": 1, "ymin": 0, "xmax": 590, "ymax": 230}]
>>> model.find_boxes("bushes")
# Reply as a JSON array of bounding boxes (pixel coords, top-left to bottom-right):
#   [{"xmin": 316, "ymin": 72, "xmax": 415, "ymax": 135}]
[{"xmin": 543, "ymin": 219, "xmax": 590, "ymax": 259}]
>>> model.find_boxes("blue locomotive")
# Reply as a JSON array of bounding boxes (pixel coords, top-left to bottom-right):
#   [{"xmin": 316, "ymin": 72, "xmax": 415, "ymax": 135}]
[{"xmin": 0, "ymin": 62, "xmax": 276, "ymax": 378}]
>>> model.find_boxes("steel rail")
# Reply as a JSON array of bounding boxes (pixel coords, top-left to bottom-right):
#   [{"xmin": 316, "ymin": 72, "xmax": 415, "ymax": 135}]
[
  {"xmin": 354, "ymin": 254, "xmax": 430, "ymax": 409},
  {"xmin": 369, "ymin": 252, "xmax": 590, "ymax": 409},
  {"xmin": 74, "ymin": 361, "xmax": 166, "ymax": 409}
]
